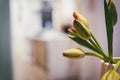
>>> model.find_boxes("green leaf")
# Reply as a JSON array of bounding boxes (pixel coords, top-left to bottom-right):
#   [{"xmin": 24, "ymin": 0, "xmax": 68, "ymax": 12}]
[{"xmin": 104, "ymin": 0, "xmax": 113, "ymax": 58}]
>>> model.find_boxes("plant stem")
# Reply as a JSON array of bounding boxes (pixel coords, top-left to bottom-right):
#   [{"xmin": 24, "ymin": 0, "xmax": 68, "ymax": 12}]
[
  {"xmin": 113, "ymin": 60, "xmax": 120, "ymax": 72},
  {"xmin": 91, "ymin": 33, "xmax": 102, "ymax": 49},
  {"xmin": 89, "ymin": 33, "xmax": 109, "ymax": 61},
  {"xmin": 85, "ymin": 52, "xmax": 104, "ymax": 60},
  {"xmin": 89, "ymin": 38, "xmax": 104, "ymax": 55}
]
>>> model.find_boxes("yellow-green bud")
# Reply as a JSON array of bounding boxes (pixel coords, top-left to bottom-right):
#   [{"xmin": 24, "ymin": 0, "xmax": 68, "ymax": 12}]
[
  {"xmin": 63, "ymin": 48, "xmax": 85, "ymax": 60},
  {"xmin": 73, "ymin": 20, "xmax": 91, "ymax": 40},
  {"xmin": 68, "ymin": 28, "xmax": 78, "ymax": 37},
  {"xmin": 73, "ymin": 11, "xmax": 89, "ymax": 28},
  {"xmin": 101, "ymin": 70, "xmax": 120, "ymax": 80},
  {"xmin": 108, "ymin": 0, "xmax": 117, "ymax": 26}
]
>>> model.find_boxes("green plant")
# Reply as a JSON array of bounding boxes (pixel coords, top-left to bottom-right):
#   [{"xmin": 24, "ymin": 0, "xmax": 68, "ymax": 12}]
[{"xmin": 62, "ymin": 0, "xmax": 120, "ymax": 79}]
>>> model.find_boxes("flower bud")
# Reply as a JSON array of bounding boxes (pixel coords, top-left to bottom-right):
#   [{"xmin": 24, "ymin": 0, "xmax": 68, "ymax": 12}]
[
  {"xmin": 73, "ymin": 11, "xmax": 88, "ymax": 28},
  {"xmin": 73, "ymin": 20, "xmax": 91, "ymax": 40},
  {"xmin": 101, "ymin": 70, "xmax": 120, "ymax": 80},
  {"xmin": 108, "ymin": 0, "xmax": 117, "ymax": 26},
  {"xmin": 63, "ymin": 48, "xmax": 85, "ymax": 60},
  {"xmin": 68, "ymin": 28, "xmax": 78, "ymax": 37}
]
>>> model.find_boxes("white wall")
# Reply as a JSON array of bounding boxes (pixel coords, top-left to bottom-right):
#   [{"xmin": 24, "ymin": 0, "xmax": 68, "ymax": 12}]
[{"xmin": 114, "ymin": 0, "xmax": 120, "ymax": 57}]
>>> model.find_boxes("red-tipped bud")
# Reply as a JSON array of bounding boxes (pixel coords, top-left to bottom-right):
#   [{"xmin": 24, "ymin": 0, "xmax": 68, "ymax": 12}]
[
  {"xmin": 73, "ymin": 11, "xmax": 88, "ymax": 27},
  {"xmin": 68, "ymin": 28, "xmax": 78, "ymax": 37}
]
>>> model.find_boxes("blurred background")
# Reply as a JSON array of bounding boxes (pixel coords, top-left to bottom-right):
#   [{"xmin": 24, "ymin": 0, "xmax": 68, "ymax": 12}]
[{"xmin": 0, "ymin": 0, "xmax": 120, "ymax": 80}]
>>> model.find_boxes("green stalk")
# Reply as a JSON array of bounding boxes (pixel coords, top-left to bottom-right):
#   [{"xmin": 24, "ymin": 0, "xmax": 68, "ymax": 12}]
[
  {"xmin": 91, "ymin": 33, "xmax": 104, "ymax": 51},
  {"xmin": 114, "ymin": 60, "xmax": 120, "ymax": 72},
  {"xmin": 85, "ymin": 52, "xmax": 104, "ymax": 60},
  {"xmin": 89, "ymin": 33, "xmax": 110, "ymax": 61},
  {"xmin": 89, "ymin": 38, "xmax": 104, "ymax": 55}
]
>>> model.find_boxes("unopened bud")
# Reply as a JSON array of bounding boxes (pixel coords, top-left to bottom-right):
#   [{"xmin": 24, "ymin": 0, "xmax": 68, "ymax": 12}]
[
  {"xmin": 68, "ymin": 28, "xmax": 78, "ymax": 37},
  {"xmin": 63, "ymin": 48, "xmax": 85, "ymax": 60},
  {"xmin": 108, "ymin": 0, "xmax": 117, "ymax": 26},
  {"xmin": 101, "ymin": 70, "xmax": 120, "ymax": 80},
  {"xmin": 101, "ymin": 60, "xmax": 120, "ymax": 80},
  {"xmin": 73, "ymin": 20, "xmax": 91, "ymax": 40},
  {"xmin": 73, "ymin": 11, "xmax": 88, "ymax": 28}
]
